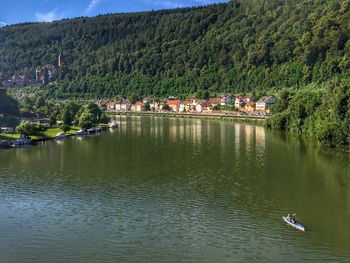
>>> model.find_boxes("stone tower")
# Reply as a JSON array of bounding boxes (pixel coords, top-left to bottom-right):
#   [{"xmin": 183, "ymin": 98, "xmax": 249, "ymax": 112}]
[{"xmin": 58, "ymin": 52, "xmax": 64, "ymax": 67}]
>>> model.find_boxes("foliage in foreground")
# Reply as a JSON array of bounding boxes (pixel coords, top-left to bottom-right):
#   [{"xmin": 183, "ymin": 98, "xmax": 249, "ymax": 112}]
[{"xmin": 268, "ymin": 79, "xmax": 350, "ymax": 150}]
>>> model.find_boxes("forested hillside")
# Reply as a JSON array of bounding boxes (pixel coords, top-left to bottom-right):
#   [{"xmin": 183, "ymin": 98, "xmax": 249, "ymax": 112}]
[{"xmin": 0, "ymin": 0, "xmax": 350, "ymax": 99}]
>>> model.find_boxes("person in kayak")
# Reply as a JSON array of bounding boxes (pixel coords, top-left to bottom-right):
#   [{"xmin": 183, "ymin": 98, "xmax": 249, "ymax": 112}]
[{"xmin": 287, "ymin": 214, "xmax": 296, "ymax": 223}]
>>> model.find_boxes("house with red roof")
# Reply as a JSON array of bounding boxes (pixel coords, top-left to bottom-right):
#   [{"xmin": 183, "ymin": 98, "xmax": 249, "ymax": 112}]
[{"xmin": 167, "ymin": 99, "xmax": 181, "ymax": 112}]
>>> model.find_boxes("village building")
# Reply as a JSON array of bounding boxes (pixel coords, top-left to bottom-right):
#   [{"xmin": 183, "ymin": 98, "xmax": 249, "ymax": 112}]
[
  {"xmin": 208, "ymin": 98, "xmax": 222, "ymax": 108},
  {"xmin": 120, "ymin": 100, "xmax": 132, "ymax": 111},
  {"xmin": 196, "ymin": 100, "xmax": 213, "ymax": 113},
  {"xmin": 3, "ymin": 74, "xmax": 29, "ymax": 88},
  {"xmin": 149, "ymin": 101, "xmax": 158, "ymax": 111},
  {"xmin": 256, "ymin": 96, "xmax": 276, "ymax": 112},
  {"xmin": 158, "ymin": 100, "xmax": 167, "ymax": 111},
  {"xmin": 36, "ymin": 64, "xmax": 56, "ymax": 84},
  {"xmin": 105, "ymin": 100, "xmax": 117, "ymax": 111},
  {"xmin": 133, "ymin": 101, "xmax": 144, "ymax": 112},
  {"xmin": 235, "ymin": 96, "xmax": 252, "ymax": 109},
  {"xmin": 167, "ymin": 99, "xmax": 181, "ymax": 112},
  {"xmin": 184, "ymin": 98, "xmax": 197, "ymax": 112},
  {"xmin": 244, "ymin": 102, "xmax": 256, "ymax": 112},
  {"xmin": 221, "ymin": 94, "xmax": 234, "ymax": 106},
  {"xmin": 20, "ymin": 112, "xmax": 49, "ymax": 123},
  {"xmin": 179, "ymin": 103, "xmax": 185, "ymax": 113}
]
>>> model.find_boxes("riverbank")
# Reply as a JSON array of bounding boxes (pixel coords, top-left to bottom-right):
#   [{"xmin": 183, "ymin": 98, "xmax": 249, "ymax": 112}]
[
  {"xmin": 0, "ymin": 127, "xmax": 79, "ymax": 141},
  {"xmin": 0, "ymin": 125, "xmax": 110, "ymax": 144},
  {"xmin": 110, "ymin": 111, "xmax": 268, "ymax": 124}
]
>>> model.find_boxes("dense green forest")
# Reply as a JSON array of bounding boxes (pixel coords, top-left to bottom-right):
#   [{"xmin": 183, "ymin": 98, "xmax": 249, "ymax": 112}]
[{"xmin": 0, "ymin": 0, "xmax": 349, "ymax": 99}]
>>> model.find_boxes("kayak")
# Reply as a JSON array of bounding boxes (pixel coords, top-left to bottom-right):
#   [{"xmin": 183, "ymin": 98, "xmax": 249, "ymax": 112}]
[{"xmin": 282, "ymin": 216, "xmax": 305, "ymax": 232}]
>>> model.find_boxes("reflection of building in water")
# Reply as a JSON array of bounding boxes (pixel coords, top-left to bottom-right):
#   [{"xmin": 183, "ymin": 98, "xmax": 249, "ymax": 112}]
[
  {"xmin": 220, "ymin": 121, "xmax": 226, "ymax": 150},
  {"xmin": 150, "ymin": 117, "xmax": 164, "ymax": 140},
  {"xmin": 255, "ymin": 125, "xmax": 266, "ymax": 167},
  {"xmin": 169, "ymin": 119, "xmax": 178, "ymax": 143},
  {"xmin": 179, "ymin": 120, "xmax": 185, "ymax": 141},
  {"xmin": 119, "ymin": 117, "xmax": 128, "ymax": 134},
  {"xmin": 244, "ymin": 124, "xmax": 254, "ymax": 152},
  {"xmin": 255, "ymin": 126, "xmax": 266, "ymax": 152},
  {"xmin": 133, "ymin": 117, "xmax": 142, "ymax": 136},
  {"xmin": 192, "ymin": 120, "xmax": 202, "ymax": 146},
  {"xmin": 234, "ymin": 124, "xmax": 241, "ymax": 155}
]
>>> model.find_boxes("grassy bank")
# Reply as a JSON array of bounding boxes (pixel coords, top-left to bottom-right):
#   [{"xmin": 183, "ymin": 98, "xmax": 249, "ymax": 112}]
[{"xmin": 0, "ymin": 126, "xmax": 80, "ymax": 141}]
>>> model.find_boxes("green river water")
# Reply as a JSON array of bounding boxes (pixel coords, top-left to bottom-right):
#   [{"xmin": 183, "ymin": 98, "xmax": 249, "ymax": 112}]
[{"xmin": 0, "ymin": 116, "xmax": 349, "ymax": 262}]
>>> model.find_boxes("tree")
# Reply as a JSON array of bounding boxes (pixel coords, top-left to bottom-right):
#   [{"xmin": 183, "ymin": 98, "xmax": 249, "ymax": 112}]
[
  {"xmin": 162, "ymin": 103, "xmax": 171, "ymax": 111},
  {"xmin": 144, "ymin": 102, "xmax": 151, "ymax": 111},
  {"xmin": 62, "ymin": 101, "xmax": 81, "ymax": 125},
  {"xmin": 100, "ymin": 112, "xmax": 110, "ymax": 124},
  {"xmin": 15, "ymin": 121, "xmax": 41, "ymax": 136},
  {"xmin": 60, "ymin": 124, "xmax": 70, "ymax": 133},
  {"xmin": 35, "ymin": 96, "xmax": 46, "ymax": 110},
  {"xmin": 79, "ymin": 111, "xmax": 94, "ymax": 129}
]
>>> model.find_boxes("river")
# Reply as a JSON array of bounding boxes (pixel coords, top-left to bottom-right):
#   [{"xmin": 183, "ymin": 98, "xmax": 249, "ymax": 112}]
[{"xmin": 0, "ymin": 116, "xmax": 349, "ymax": 262}]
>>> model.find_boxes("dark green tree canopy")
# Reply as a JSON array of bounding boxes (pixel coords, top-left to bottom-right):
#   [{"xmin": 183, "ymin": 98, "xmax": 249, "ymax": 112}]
[{"xmin": 0, "ymin": 0, "xmax": 350, "ymax": 99}]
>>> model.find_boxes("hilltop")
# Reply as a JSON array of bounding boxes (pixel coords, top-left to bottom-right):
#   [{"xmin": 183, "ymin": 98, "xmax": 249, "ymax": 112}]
[{"xmin": 0, "ymin": 0, "xmax": 349, "ymax": 99}]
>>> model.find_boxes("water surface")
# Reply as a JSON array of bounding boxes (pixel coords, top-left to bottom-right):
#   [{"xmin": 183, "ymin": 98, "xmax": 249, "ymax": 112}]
[{"xmin": 0, "ymin": 116, "xmax": 349, "ymax": 262}]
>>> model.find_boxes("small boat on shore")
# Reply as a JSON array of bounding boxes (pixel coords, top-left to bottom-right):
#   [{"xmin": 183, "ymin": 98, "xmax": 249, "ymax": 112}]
[
  {"xmin": 14, "ymin": 137, "xmax": 31, "ymax": 146},
  {"xmin": 109, "ymin": 121, "xmax": 118, "ymax": 128},
  {"xmin": 87, "ymin": 127, "xmax": 96, "ymax": 134},
  {"xmin": 283, "ymin": 216, "xmax": 305, "ymax": 232},
  {"xmin": 95, "ymin": 126, "xmax": 102, "ymax": 132},
  {"xmin": 76, "ymin": 129, "xmax": 88, "ymax": 135},
  {"xmin": 56, "ymin": 132, "xmax": 67, "ymax": 139}
]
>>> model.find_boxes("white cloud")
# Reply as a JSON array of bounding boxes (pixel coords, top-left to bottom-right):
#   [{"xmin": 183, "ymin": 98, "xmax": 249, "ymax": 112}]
[
  {"xmin": 35, "ymin": 10, "xmax": 60, "ymax": 22},
  {"xmin": 87, "ymin": 0, "xmax": 107, "ymax": 13},
  {"xmin": 0, "ymin": 21, "xmax": 7, "ymax": 27},
  {"xmin": 154, "ymin": 0, "xmax": 183, "ymax": 8},
  {"xmin": 142, "ymin": 0, "xmax": 183, "ymax": 9}
]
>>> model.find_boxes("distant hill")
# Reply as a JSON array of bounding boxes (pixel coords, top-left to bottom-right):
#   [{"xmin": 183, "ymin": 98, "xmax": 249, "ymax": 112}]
[{"xmin": 0, "ymin": 0, "xmax": 349, "ymax": 99}]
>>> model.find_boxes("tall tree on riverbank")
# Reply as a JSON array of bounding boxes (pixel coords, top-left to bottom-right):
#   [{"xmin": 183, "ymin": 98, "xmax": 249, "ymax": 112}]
[{"xmin": 0, "ymin": 90, "xmax": 20, "ymax": 128}]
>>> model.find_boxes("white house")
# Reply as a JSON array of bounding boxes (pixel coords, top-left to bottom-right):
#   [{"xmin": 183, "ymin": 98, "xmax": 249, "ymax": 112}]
[
  {"xmin": 256, "ymin": 96, "xmax": 276, "ymax": 111},
  {"xmin": 196, "ymin": 101, "xmax": 212, "ymax": 113},
  {"xmin": 179, "ymin": 103, "xmax": 185, "ymax": 113}
]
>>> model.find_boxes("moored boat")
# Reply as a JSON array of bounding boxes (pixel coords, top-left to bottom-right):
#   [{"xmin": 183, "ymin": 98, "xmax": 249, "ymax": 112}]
[
  {"xmin": 87, "ymin": 127, "xmax": 96, "ymax": 134},
  {"xmin": 283, "ymin": 216, "xmax": 305, "ymax": 232},
  {"xmin": 109, "ymin": 121, "xmax": 118, "ymax": 128},
  {"xmin": 56, "ymin": 132, "xmax": 67, "ymax": 139},
  {"xmin": 14, "ymin": 137, "xmax": 31, "ymax": 146},
  {"xmin": 76, "ymin": 129, "xmax": 88, "ymax": 135}
]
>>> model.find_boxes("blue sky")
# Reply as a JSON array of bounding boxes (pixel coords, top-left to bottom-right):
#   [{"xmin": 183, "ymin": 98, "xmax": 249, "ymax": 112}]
[{"xmin": 0, "ymin": 0, "xmax": 228, "ymax": 26}]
